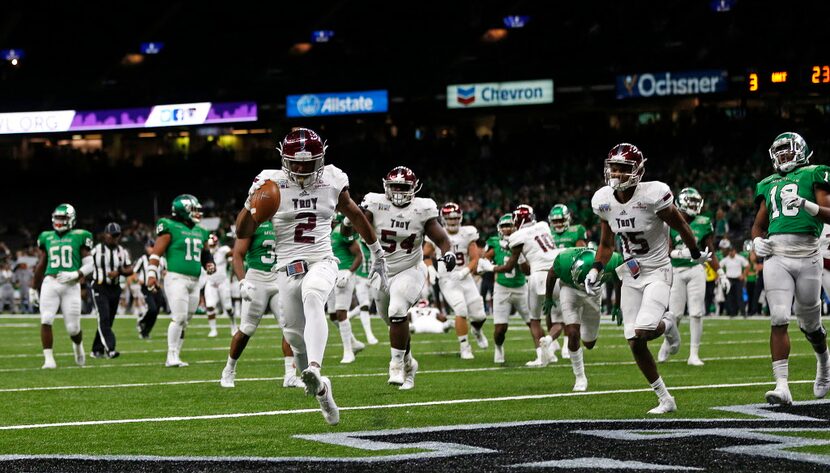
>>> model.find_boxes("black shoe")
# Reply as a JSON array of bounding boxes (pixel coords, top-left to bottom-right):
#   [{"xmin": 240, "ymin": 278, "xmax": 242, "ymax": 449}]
[
  {"xmin": 107, "ymin": 351, "xmax": 120, "ymax": 359},
  {"xmin": 90, "ymin": 351, "xmax": 106, "ymax": 359}
]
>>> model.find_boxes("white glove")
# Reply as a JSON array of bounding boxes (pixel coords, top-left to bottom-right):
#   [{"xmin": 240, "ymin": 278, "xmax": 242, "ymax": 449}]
[
  {"xmin": 669, "ymin": 247, "xmax": 691, "ymax": 259},
  {"xmin": 453, "ymin": 267, "xmax": 471, "ymax": 280},
  {"xmin": 584, "ymin": 268, "xmax": 601, "ymax": 295},
  {"xmin": 782, "ymin": 192, "xmax": 820, "ymax": 216},
  {"xmin": 753, "ymin": 237, "xmax": 773, "ymax": 258},
  {"xmin": 238, "ymin": 279, "xmax": 255, "ymax": 301},
  {"xmin": 28, "ymin": 288, "xmax": 39, "ymax": 306},
  {"xmin": 499, "ymin": 239, "xmax": 510, "ymax": 250},
  {"xmin": 717, "ymin": 269, "xmax": 731, "ymax": 294},
  {"xmin": 336, "ymin": 270, "xmax": 353, "ymax": 288},
  {"xmin": 476, "ymin": 258, "xmax": 495, "ymax": 274},
  {"xmin": 427, "ymin": 264, "xmax": 438, "ymax": 285},
  {"xmin": 56, "ymin": 271, "xmax": 79, "ymax": 284},
  {"xmin": 690, "ymin": 247, "xmax": 711, "ymax": 265},
  {"xmin": 368, "ymin": 241, "xmax": 389, "ymax": 291}
]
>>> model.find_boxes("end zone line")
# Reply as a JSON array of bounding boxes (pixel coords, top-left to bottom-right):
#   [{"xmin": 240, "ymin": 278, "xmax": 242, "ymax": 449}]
[{"xmin": 0, "ymin": 379, "xmax": 817, "ymax": 431}]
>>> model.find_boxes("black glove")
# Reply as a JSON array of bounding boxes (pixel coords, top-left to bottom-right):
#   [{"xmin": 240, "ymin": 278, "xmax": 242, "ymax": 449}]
[{"xmin": 441, "ymin": 253, "xmax": 457, "ymax": 272}]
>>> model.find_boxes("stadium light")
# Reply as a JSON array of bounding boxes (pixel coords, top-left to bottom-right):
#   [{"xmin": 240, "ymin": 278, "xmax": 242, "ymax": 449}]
[
  {"xmin": 482, "ymin": 28, "xmax": 508, "ymax": 43},
  {"xmin": 290, "ymin": 42, "xmax": 313, "ymax": 55},
  {"xmin": 503, "ymin": 15, "xmax": 530, "ymax": 28},
  {"xmin": 311, "ymin": 30, "xmax": 335, "ymax": 43}
]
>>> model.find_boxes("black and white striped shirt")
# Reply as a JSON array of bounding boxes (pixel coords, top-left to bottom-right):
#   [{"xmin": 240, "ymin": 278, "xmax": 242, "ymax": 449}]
[
  {"xmin": 92, "ymin": 243, "xmax": 132, "ymax": 286},
  {"xmin": 133, "ymin": 254, "xmax": 167, "ymax": 285}
]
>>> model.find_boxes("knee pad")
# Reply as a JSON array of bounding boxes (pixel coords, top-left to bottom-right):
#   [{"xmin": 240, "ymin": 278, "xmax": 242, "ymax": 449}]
[
  {"xmin": 468, "ymin": 311, "xmax": 486, "ymax": 323},
  {"xmin": 240, "ymin": 321, "xmax": 259, "ymax": 337},
  {"xmin": 795, "ymin": 300, "xmax": 821, "ymax": 320},
  {"xmin": 769, "ymin": 305, "xmax": 791, "ymax": 327},
  {"xmin": 171, "ymin": 312, "xmax": 189, "ymax": 327},
  {"xmin": 40, "ymin": 313, "xmax": 56, "ymax": 326},
  {"xmin": 800, "ymin": 323, "xmax": 826, "ymax": 341},
  {"xmin": 282, "ymin": 327, "xmax": 305, "ymax": 353},
  {"xmin": 64, "ymin": 316, "xmax": 81, "ymax": 337},
  {"xmin": 389, "ymin": 316, "xmax": 407, "ymax": 324}
]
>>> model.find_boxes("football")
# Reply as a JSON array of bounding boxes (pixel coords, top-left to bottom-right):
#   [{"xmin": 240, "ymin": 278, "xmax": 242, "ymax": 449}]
[{"xmin": 249, "ymin": 180, "xmax": 280, "ymax": 224}]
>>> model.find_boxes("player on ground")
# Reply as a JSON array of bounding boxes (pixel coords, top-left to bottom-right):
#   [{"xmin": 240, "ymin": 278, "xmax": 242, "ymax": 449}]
[
  {"xmin": 408, "ymin": 299, "xmax": 453, "ymax": 334},
  {"xmin": 359, "ymin": 166, "xmax": 455, "ymax": 389},
  {"xmin": 235, "ymin": 128, "xmax": 387, "ymax": 425},
  {"xmin": 220, "ymin": 221, "xmax": 304, "ymax": 389},
  {"xmin": 434, "ymin": 202, "xmax": 488, "ymax": 359},
  {"xmin": 544, "ymin": 248, "xmax": 624, "ymax": 391},
  {"xmin": 327, "ymin": 213, "xmax": 366, "ymax": 364},
  {"xmin": 492, "ymin": 205, "xmax": 561, "ymax": 367},
  {"xmin": 752, "ymin": 132, "xmax": 830, "ymax": 404},
  {"xmin": 658, "ymin": 187, "xmax": 724, "ymax": 366},
  {"xmin": 589, "ymin": 143, "xmax": 709, "ymax": 414},
  {"xmin": 205, "ymin": 234, "xmax": 237, "ymax": 337},
  {"xmin": 146, "ymin": 195, "xmax": 215, "ymax": 367},
  {"xmin": 478, "ymin": 214, "xmax": 531, "ymax": 364},
  {"xmin": 32, "ymin": 204, "xmax": 95, "ymax": 369}
]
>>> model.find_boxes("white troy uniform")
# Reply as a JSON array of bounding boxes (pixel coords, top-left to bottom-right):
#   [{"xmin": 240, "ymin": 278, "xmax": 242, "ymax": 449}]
[
  {"xmin": 250, "ymin": 165, "xmax": 346, "ymax": 365},
  {"xmin": 820, "ymin": 224, "xmax": 830, "ymax": 300},
  {"xmin": 205, "ymin": 245, "xmax": 232, "ymax": 313},
  {"xmin": 362, "ymin": 193, "xmax": 438, "ymax": 323},
  {"xmin": 508, "ymin": 221, "xmax": 560, "ymax": 319},
  {"xmin": 435, "ymin": 225, "xmax": 486, "ymax": 322},
  {"xmin": 592, "ymin": 181, "xmax": 674, "ymax": 339},
  {"xmin": 409, "ymin": 306, "xmax": 447, "ymax": 334}
]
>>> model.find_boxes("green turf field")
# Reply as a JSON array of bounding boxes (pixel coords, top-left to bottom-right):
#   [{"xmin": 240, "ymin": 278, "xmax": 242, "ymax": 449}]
[{"xmin": 0, "ymin": 313, "xmax": 827, "ymax": 461}]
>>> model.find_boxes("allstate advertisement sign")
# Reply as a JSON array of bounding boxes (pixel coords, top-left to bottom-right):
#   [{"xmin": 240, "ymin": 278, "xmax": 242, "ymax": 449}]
[
  {"xmin": 447, "ymin": 80, "xmax": 554, "ymax": 108},
  {"xmin": 616, "ymin": 70, "xmax": 728, "ymax": 99},
  {"xmin": 287, "ymin": 90, "xmax": 388, "ymax": 117}
]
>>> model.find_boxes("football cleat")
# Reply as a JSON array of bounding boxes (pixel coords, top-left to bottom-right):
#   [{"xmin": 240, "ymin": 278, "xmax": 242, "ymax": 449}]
[
  {"xmin": 366, "ymin": 334, "xmax": 380, "ymax": 345},
  {"xmin": 388, "ymin": 360, "xmax": 405, "ymax": 385},
  {"xmin": 663, "ymin": 312, "xmax": 681, "ymax": 355},
  {"xmin": 165, "ymin": 352, "xmax": 188, "ymax": 368},
  {"xmin": 460, "ymin": 344, "xmax": 475, "ymax": 360},
  {"xmin": 525, "ymin": 358, "xmax": 547, "ymax": 368},
  {"xmin": 400, "ymin": 357, "xmax": 419, "ymax": 391},
  {"xmin": 283, "ymin": 373, "xmax": 305, "ymax": 389},
  {"xmin": 73, "ymin": 345, "xmax": 85, "ymax": 366},
  {"xmin": 573, "ymin": 376, "xmax": 588, "ymax": 392},
  {"xmin": 352, "ymin": 339, "xmax": 366, "ymax": 353},
  {"xmin": 765, "ymin": 385, "xmax": 793, "ymax": 405},
  {"xmin": 472, "ymin": 327, "xmax": 489, "ymax": 349},
  {"xmin": 494, "ymin": 345, "xmax": 505, "ymax": 364},
  {"xmin": 814, "ymin": 362, "xmax": 830, "ymax": 399},
  {"xmin": 220, "ymin": 367, "xmax": 236, "ymax": 388},
  {"xmin": 207, "ymin": 328, "xmax": 218, "ymax": 338},
  {"xmin": 41, "ymin": 359, "xmax": 57, "ymax": 369},
  {"xmin": 657, "ymin": 339, "xmax": 671, "ymax": 363},
  {"xmin": 340, "ymin": 351, "xmax": 356, "ymax": 364},
  {"xmin": 541, "ymin": 336, "xmax": 556, "ymax": 364},
  {"xmin": 301, "ymin": 365, "xmax": 324, "ymax": 396},
  {"xmin": 315, "ymin": 376, "xmax": 340, "ymax": 425},
  {"xmin": 647, "ymin": 396, "xmax": 677, "ymax": 414},
  {"xmin": 687, "ymin": 356, "xmax": 705, "ymax": 367}
]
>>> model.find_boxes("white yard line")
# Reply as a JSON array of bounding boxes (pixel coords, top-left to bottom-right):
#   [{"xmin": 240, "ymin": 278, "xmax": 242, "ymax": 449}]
[{"xmin": 0, "ymin": 379, "xmax": 816, "ymax": 431}]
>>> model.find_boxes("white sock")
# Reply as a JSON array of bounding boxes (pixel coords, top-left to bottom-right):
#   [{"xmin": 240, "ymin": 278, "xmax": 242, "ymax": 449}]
[
  {"xmin": 570, "ymin": 347, "xmax": 584, "ymax": 378},
  {"xmin": 359, "ymin": 310, "xmax": 375, "ymax": 338},
  {"xmin": 772, "ymin": 359, "xmax": 789, "ymax": 389},
  {"xmin": 43, "ymin": 348, "xmax": 55, "ymax": 362},
  {"xmin": 690, "ymin": 316, "xmax": 702, "ymax": 358},
  {"xmin": 338, "ymin": 319, "xmax": 354, "ymax": 354},
  {"xmin": 391, "ymin": 348, "xmax": 406, "ymax": 364},
  {"xmin": 208, "ymin": 318, "xmax": 217, "ymax": 331},
  {"xmin": 562, "ymin": 335, "xmax": 569, "ymax": 348},
  {"xmin": 536, "ymin": 347, "xmax": 544, "ymax": 361},
  {"xmin": 303, "ymin": 296, "xmax": 328, "ymax": 366},
  {"xmin": 650, "ymin": 376, "xmax": 671, "ymax": 401},
  {"xmin": 226, "ymin": 355, "xmax": 237, "ymax": 370},
  {"xmin": 458, "ymin": 335, "xmax": 469, "ymax": 346},
  {"xmin": 167, "ymin": 322, "xmax": 182, "ymax": 354},
  {"xmin": 817, "ymin": 349, "xmax": 829, "ymax": 367},
  {"xmin": 73, "ymin": 342, "xmax": 83, "ymax": 356},
  {"xmin": 284, "ymin": 356, "xmax": 295, "ymax": 376},
  {"xmin": 227, "ymin": 312, "xmax": 237, "ymax": 332}
]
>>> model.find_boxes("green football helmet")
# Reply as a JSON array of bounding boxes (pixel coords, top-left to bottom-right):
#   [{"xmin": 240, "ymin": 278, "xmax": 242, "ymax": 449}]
[
  {"xmin": 548, "ymin": 204, "xmax": 571, "ymax": 233},
  {"xmin": 171, "ymin": 194, "xmax": 202, "ymax": 224},
  {"xmin": 51, "ymin": 203, "xmax": 76, "ymax": 232},
  {"xmin": 497, "ymin": 213, "xmax": 515, "ymax": 238},
  {"xmin": 676, "ymin": 187, "xmax": 704, "ymax": 216},
  {"xmin": 769, "ymin": 132, "xmax": 812, "ymax": 173},
  {"xmin": 743, "ymin": 239, "xmax": 753, "ymax": 253},
  {"xmin": 569, "ymin": 249, "xmax": 597, "ymax": 287}
]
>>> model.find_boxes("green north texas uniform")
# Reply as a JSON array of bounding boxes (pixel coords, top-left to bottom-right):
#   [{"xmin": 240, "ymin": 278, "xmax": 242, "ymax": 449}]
[
  {"xmin": 486, "ymin": 235, "xmax": 526, "ymax": 288},
  {"xmin": 552, "ymin": 248, "xmax": 624, "ymax": 289},
  {"xmin": 37, "ymin": 229, "xmax": 94, "ymax": 276},
  {"xmin": 551, "ymin": 224, "xmax": 587, "ymax": 248},
  {"xmin": 755, "ymin": 164, "xmax": 830, "ymax": 237},
  {"xmin": 670, "ymin": 216, "xmax": 713, "ymax": 268},
  {"xmin": 245, "ymin": 221, "xmax": 277, "ymax": 272},
  {"xmin": 155, "ymin": 218, "xmax": 210, "ymax": 277},
  {"xmin": 355, "ymin": 240, "xmax": 371, "ymax": 278},
  {"xmin": 331, "ymin": 224, "xmax": 358, "ymax": 271}
]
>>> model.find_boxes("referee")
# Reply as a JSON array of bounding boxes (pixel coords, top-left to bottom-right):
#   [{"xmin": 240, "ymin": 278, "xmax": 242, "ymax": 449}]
[
  {"xmin": 90, "ymin": 222, "xmax": 133, "ymax": 358},
  {"xmin": 133, "ymin": 239, "xmax": 167, "ymax": 339}
]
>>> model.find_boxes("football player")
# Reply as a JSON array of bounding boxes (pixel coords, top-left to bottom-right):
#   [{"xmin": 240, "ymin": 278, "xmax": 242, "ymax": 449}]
[
  {"xmin": 352, "ymin": 238, "xmax": 380, "ymax": 345},
  {"xmin": 752, "ymin": 132, "xmax": 830, "ymax": 404},
  {"xmin": 820, "ymin": 224, "xmax": 830, "ymax": 303},
  {"xmin": 549, "ymin": 204, "xmax": 587, "ymax": 248},
  {"xmin": 326, "ymin": 213, "xmax": 366, "ymax": 364},
  {"xmin": 589, "ymin": 143, "xmax": 709, "ymax": 414},
  {"xmin": 358, "ymin": 166, "xmax": 455, "ymax": 389},
  {"xmin": 236, "ymin": 128, "xmax": 387, "ymax": 425},
  {"xmin": 31, "ymin": 204, "xmax": 95, "ymax": 369},
  {"xmin": 408, "ymin": 299, "xmax": 453, "ymax": 334},
  {"xmin": 544, "ymin": 248, "xmax": 624, "ymax": 391},
  {"xmin": 478, "ymin": 214, "xmax": 531, "ymax": 364},
  {"xmin": 492, "ymin": 205, "xmax": 562, "ymax": 367},
  {"xmin": 220, "ymin": 220, "xmax": 304, "ymax": 389},
  {"xmin": 658, "ymin": 187, "xmax": 724, "ymax": 366},
  {"xmin": 431, "ymin": 202, "xmax": 488, "ymax": 359},
  {"xmin": 147, "ymin": 195, "xmax": 215, "ymax": 367},
  {"xmin": 205, "ymin": 234, "xmax": 236, "ymax": 337}
]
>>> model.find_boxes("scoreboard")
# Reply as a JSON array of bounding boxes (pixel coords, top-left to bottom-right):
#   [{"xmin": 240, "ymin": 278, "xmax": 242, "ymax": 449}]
[{"xmin": 747, "ymin": 65, "xmax": 830, "ymax": 92}]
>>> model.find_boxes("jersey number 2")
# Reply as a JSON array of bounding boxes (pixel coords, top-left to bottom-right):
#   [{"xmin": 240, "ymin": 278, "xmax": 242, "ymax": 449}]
[{"xmin": 294, "ymin": 213, "xmax": 317, "ymax": 244}]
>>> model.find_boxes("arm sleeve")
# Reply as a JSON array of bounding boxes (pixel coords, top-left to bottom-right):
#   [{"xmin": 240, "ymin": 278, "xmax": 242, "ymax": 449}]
[
  {"xmin": 155, "ymin": 220, "xmax": 170, "ymax": 237},
  {"xmin": 577, "ymin": 226, "xmax": 586, "ymax": 240}
]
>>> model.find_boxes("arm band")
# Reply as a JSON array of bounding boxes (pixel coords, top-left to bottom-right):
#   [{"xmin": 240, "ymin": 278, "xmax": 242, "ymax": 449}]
[{"xmin": 80, "ymin": 255, "xmax": 95, "ymax": 277}]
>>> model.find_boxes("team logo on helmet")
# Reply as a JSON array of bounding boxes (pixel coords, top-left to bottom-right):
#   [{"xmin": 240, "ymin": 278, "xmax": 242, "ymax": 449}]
[
  {"xmin": 172, "ymin": 194, "xmax": 202, "ymax": 224},
  {"xmin": 605, "ymin": 143, "xmax": 646, "ymax": 191},
  {"xmin": 278, "ymin": 128, "xmax": 327, "ymax": 188},
  {"xmin": 677, "ymin": 187, "xmax": 704, "ymax": 216},
  {"xmin": 441, "ymin": 202, "xmax": 462, "ymax": 232},
  {"xmin": 548, "ymin": 204, "xmax": 572, "ymax": 233},
  {"xmin": 512, "ymin": 204, "xmax": 535, "ymax": 229},
  {"xmin": 497, "ymin": 213, "xmax": 515, "ymax": 238},
  {"xmin": 52, "ymin": 203, "xmax": 77, "ymax": 232},
  {"xmin": 769, "ymin": 132, "xmax": 812, "ymax": 173},
  {"xmin": 383, "ymin": 166, "xmax": 422, "ymax": 207}
]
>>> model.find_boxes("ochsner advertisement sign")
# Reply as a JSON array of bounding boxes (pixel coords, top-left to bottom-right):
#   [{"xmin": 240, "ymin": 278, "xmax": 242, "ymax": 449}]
[
  {"xmin": 616, "ymin": 70, "xmax": 728, "ymax": 99},
  {"xmin": 447, "ymin": 80, "xmax": 554, "ymax": 108}
]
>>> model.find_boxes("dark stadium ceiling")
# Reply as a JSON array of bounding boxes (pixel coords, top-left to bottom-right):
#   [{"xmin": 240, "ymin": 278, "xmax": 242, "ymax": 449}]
[{"xmin": 0, "ymin": 0, "xmax": 824, "ymax": 112}]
